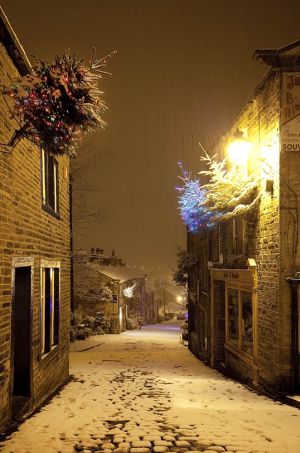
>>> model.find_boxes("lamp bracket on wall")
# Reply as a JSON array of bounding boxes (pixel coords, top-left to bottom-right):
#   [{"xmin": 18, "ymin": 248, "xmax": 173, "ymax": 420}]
[{"xmin": 0, "ymin": 128, "xmax": 24, "ymax": 154}]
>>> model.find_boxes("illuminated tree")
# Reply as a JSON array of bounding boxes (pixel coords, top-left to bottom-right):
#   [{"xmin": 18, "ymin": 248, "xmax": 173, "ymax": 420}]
[
  {"xmin": 176, "ymin": 162, "xmax": 215, "ymax": 232},
  {"xmin": 200, "ymin": 153, "xmax": 260, "ymax": 221}
]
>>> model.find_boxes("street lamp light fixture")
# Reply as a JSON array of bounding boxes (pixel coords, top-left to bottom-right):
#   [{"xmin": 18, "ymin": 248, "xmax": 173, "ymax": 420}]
[{"xmin": 227, "ymin": 129, "xmax": 252, "ymax": 167}]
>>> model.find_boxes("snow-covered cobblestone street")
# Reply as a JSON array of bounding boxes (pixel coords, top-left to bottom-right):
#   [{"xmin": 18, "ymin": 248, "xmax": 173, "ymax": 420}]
[{"xmin": 1, "ymin": 322, "xmax": 300, "ymax": 453}]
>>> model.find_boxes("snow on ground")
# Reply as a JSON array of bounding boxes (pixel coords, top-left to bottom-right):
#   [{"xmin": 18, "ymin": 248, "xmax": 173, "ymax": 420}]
[{"xmin": 1, "ymin": 321, "xmax": 300, "ymax": 453}]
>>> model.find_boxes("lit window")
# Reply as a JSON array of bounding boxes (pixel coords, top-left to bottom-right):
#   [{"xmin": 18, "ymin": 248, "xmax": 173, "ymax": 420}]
[
  {"xmin": 41, "ymin": 149, "xmax": 59, "ymax": 215},
  {"xmin": 228, "ymin": 288, "xmax": 239, "ymax": 347},
  {"xmin": 226, "ymin": 287, "xmax": 253, "ymax": 357},
  {"xmin": 41, "ymin": 267, "xmax": 60, "ymax": 355},
  {"xmin": 241, "ymin": 291, "xmax": 253, "ymax": 355}
]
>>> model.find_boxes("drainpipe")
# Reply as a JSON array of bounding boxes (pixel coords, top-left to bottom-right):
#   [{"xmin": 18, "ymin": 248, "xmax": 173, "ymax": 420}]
[
  {"xmin": 286, "ymin": 277, "xmax": 299, "ymax": 393},
  {"xmin": 69, "ymin": 172, "xmax": 74, "ymax": 314}
]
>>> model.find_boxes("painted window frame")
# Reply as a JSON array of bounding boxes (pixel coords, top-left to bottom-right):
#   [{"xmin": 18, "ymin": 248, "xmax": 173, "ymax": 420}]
[
  {"xmin": 41, "ymin": 148, "xmax": 59, "ymax": 218},
  {"xmin": 225, "ymin": 285, "xmax": 254, "ymax": 358},
  {"xmin": 40, "ymin": 261, "xmax": 60, "ymax": 357},
  {"xmin": 230, "ymin": 216, "xmax": 246, "ymax": 255}
]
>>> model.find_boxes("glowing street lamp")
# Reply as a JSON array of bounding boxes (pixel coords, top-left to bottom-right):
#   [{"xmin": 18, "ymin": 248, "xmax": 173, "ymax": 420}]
[
  {"xmin": 176, "ymin": 295, "xmax": 183, "ymax": 303},
  {"xmin": 123, "ymin": 283, "xmax": 136, "ymax": 298},
  {"xmin": 227, "ymin": 130, "xmax": 252, "ymax": 167}
]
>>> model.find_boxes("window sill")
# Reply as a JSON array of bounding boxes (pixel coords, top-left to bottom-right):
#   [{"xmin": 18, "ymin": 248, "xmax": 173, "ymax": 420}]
[
  {"xmin": 42, "ymin": 204, "xmax": 60, "ymax": 220},
  {"xmin": 40, "ymin": 344, "xmax": 59, "ymax": 366},
  {"xmin": 225, "ymin": 341, "xmax": 255, "ymax": 367}
]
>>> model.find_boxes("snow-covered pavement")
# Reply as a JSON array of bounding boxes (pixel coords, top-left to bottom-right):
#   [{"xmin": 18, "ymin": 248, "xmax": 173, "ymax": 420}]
[{"xmin": 1, "ymin": 322, "xmax": 300, "ymax": 453}]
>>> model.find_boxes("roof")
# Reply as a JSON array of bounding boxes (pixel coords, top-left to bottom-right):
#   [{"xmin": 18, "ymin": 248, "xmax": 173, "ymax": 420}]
[
  {"xmin": 88, "ymin": 263, "xmax": 145, "ymax": 283},
  {"xmin": 208, "ymin": 38, "xmax": 300, "ymax": 153},
  {"xmin": 253, "ymin": 39, "xmax": 300, "ymax": 67},
  {"xmin": 0, "ymin": 7, "xmax": 31, "ymax": 75}
]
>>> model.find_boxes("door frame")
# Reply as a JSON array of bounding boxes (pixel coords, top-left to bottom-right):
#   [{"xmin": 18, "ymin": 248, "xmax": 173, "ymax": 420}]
[{"xmin": 10, "ymin": 257, "xmax": 34, "ymax": 412}]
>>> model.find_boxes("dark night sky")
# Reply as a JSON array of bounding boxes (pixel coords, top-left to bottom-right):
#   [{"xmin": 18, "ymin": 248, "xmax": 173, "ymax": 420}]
[{"xmin": 3, "ymin": 0, "xmax": 300, "ymax": 278}]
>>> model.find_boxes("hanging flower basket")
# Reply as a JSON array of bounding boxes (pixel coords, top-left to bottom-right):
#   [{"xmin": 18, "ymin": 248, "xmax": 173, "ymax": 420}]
[{"xmin": 3, "ymin": 50, "xmax": 114, "ymax": 157}]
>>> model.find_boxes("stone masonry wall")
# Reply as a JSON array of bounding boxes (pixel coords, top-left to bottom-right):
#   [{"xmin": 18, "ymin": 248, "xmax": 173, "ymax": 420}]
[
  {"xmin": 279, "ymin": 71, "xmax": 300, "ymax": 390},
  {"xmin": 0, "ymin": 42, "xmax": 70, "ymax": 430},
  {"xmin": 208, "ymin": 72, "xmax": 282, "ymax": 391}
]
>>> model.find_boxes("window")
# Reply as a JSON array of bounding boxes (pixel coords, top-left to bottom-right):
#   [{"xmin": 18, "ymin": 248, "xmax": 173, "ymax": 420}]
[
  {"xmin": 230, "ymin": 217, "xmax": 245, "ymax": 255},
  {"xmin": 226, "ymin": 287, "xmax": 253, "ymax": 357},
  {"xmin": 241, "ymin": 291, "xmax": 253, "ymax": 355},
  {"xmin": 41, "ymin": 267, "xmax": 60, "ymax": 355},
  {"xmin": 41, "ymin": 149, "xmax": 59, "ymax": 215},
  {"xmin": 228, "ymin": 288, "xmax": 239, "ymax": 347}
]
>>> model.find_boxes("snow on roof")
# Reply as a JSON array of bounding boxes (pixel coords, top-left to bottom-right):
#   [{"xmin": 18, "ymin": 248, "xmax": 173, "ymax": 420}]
[
  {"xmin": 88, "ymin": 262, "xmax": 145, "ymax": 283},
  {"xmin": 253, "ymin": 39, "xmax": 300, "ymax": 67},
  {"xmin": 0, "ymin": 7, "xmax": 31, "ymax": 75}
]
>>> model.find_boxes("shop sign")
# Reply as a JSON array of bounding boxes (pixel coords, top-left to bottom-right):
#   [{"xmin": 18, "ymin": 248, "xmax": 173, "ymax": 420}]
[
  {"xmin": 223, "ymin": 271, "xmax": 239, "ymax": 279},
  {"xmin": 211, "ymin": 268, "xmax": 253, "ymax": 285},
  {"xmin": 281, "ymin": 73, "xmax": 300, "ymax": 152}
]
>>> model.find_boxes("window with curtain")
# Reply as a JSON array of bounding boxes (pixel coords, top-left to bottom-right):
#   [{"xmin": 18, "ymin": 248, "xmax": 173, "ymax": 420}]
[{"xmin": 41, "ymin": 267, "xmax": 60, "ymax": 355}]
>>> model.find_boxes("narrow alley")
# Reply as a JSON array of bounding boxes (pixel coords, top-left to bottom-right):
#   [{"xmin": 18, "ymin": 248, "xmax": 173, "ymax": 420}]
[{"xmin": 1, "ymin": 322, "xmax": 300, "ymax": 453}]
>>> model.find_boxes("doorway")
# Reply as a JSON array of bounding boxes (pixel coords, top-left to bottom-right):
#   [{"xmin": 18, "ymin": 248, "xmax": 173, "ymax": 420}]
[{"xmin": 12, "ymin": 266, "xmax": 32, "ymax": 415}]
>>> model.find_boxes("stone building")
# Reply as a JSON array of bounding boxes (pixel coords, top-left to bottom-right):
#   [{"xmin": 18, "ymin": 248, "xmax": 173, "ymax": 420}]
[
  {"xmin": 73, "ymin": 260, "xmax": 126, "ymax": 333},
  {"xmin": 0, "ymin": 9, "xmax": 70, "ymax": 430},
  {"xmin": 73, "ymin": 254, "xmax": 147, "ymax": 331},
  {"xmin": 73, "ymin": 248, "xmax": 161, "ymax": 329},
  {"xmin": 187, "ymin": 40, "xmax": 300, "ymax": 395},
  {"xmin": 89, "ymin": 247, "xmax": 125, "ymax": 267}
]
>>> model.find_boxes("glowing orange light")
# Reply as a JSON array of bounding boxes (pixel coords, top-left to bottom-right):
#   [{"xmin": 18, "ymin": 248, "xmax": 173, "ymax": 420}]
[{"xmin": 227, "ymin": 130, "xmax": 252, "ymax": 166}]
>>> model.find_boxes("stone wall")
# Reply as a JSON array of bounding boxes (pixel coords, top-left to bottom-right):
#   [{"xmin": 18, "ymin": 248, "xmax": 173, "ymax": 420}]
[
  {"xmin": 187, "ymin": 71, "xmax": 295, "ymax": 392},
  {"xmin": 187, "ymin": 231, "xmax": 211, "ymax": 360},
  {"xmin": 212, "ymin": 72, "xmax": 282, "ymax": 391},
  {"xmin": 278, "ymin": 72, "xmax": 300, "ymax": 391},
  {"xmin": 0, "ymin": 41, "xmax": 70, "ymax": 431}
]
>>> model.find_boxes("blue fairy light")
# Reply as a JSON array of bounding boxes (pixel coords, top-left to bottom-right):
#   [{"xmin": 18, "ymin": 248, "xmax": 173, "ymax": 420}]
[{"xmin": 176, "ymin": 164, "xmax": 215, "ymax": 233}]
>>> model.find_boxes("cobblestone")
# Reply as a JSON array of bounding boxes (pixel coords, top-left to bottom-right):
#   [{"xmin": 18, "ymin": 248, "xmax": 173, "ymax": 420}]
[
  {"xmin": 153, "ymin": 447, "xmax": 169, "ymax": 452},
  {"xmin": 103, "ymin": 443, "xmax": 116, "ymax": 449},
  {"xmin": 1, "ymin": 324, "xmax": 299, "ymax": 453},
  {"xmin": 205, "ymin": 448, "xmax": 225, "ymax": 452},
  {"xmin": 130, "ymin": 449, "xmax": 150, "ymax": 453},
  {"xmin": 175, "ymin": 441, "xmax": 191, "ymax": 447},
  {"xmin": 132, "ymin": 441, "xmax": 152, "ymax": 448},
  {"xmin": 153, "ymin": 441, "xmax": 173, "ymax": 446}
]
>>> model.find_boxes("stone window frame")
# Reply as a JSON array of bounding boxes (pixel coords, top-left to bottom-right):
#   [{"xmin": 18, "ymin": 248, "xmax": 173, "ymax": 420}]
[
  {"xmin": 225, "ymin": 284, "xmax": 254, "ymax": 359},
  {"xmin": 41, "ymin": 148, "xmax": 60, "ymax": 219},
  {"xmin": 40, "ymin": 259, "xmax": 60, "ymax": 359}
]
